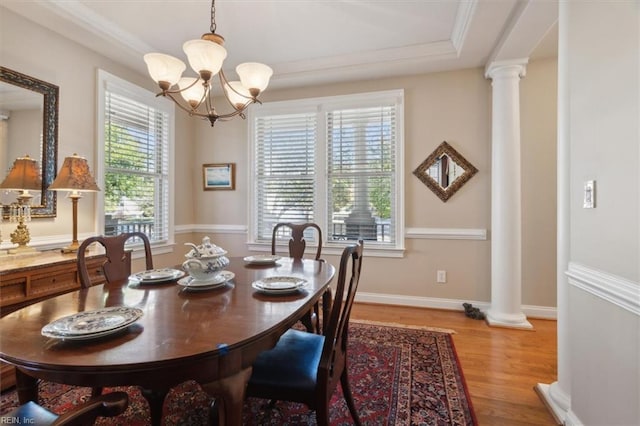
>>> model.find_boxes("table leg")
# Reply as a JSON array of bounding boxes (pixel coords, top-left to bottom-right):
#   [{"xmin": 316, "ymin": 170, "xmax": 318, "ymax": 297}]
[
  {"xmin": 15, "ymin": 369, "xmax": 38, "ymax": 404},
  {"xmin": 201, "ymin": 367, "xmax": 252, "ymax": 426},
  {"xmin": 140, "ymin": 388, "xmax": 168, "ymax": 426}
]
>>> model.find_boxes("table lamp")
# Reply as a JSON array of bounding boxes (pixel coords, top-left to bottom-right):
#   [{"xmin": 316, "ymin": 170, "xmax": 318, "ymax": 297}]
[
  {"xmin": 0, "ymin": 155, "xmax": 42, "ymax": 253},
  {"xmin": 49, "ymin": 153, "xmax": 100, "ymax": 253}
]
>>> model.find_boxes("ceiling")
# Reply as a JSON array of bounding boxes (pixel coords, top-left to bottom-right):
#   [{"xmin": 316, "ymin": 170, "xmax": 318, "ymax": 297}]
[{"xmin": 2, "ymin": 0, "xmax": 558, "ymax": 91}]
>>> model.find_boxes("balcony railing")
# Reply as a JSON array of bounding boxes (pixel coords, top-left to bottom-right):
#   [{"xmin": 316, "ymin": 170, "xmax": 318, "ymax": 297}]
[{"xmin": 105, "ymin": 217, "xmax": 154, "ymax": 237}]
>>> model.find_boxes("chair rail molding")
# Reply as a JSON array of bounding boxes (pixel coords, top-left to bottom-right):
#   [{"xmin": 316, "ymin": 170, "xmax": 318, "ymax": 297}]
[
  {"xmin": 566, "ymin": 262, "xmax": 640, "ymax": 316},
  {"xmin": 405, "ymin": 227, "xmax": 487, "ymax": 240}
]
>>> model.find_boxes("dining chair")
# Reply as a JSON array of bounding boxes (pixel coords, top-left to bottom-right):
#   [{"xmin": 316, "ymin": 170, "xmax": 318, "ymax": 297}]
[
  {"xmin": 271, "ymin": 222, "xmax": 325, "ymax": 333},
  {"xmin": 271, "ymin": 222, "xmax": 323, "ymax": 261},
  {"xmin": 76, "ymin": 232, "xmax": 153, "ymax": 397},
  {"xmin": 1, "ymin": 391, "xmax": 129, "ymax": 425},
  {"xmin": 245, "ymin": 240, "xmax": 364, "ymax": 426},
  {"xmin": 77, "ymin": 232, "xmax": 153, "ymax": 288}
]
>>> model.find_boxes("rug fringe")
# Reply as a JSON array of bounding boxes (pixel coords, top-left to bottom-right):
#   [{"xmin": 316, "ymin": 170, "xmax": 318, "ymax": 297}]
[{"xmin": 351, "ymin": 319, "xmax": 456, "ymax": 334}]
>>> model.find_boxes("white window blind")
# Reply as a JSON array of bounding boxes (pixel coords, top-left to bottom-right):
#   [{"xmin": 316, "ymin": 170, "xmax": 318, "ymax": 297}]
[
  {"xmin": 254, "ymin": 112, "xmax": 317, "ymax": 242},
  {"xmin": 102, "ymin": 89, "xmax": 170, "ymax": 243},
  {"xmin": 250, "ymin": 90, "xmax": 404, "ymax": 252},
  {"xmin": 327, "ymin": 105, "xmax": 396, "ymax": 243}
]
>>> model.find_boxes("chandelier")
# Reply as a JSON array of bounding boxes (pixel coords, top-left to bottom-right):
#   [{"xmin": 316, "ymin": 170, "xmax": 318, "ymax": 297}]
[{"xmin": 143, "ymin": 0, "xmax": 273, "ymax": 126}]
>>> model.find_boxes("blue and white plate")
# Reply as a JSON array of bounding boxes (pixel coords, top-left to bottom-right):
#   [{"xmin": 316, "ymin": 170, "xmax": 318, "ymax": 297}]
[{"xmin": 42, "ymin": 306, "xmax": 143, "ymax": 339}]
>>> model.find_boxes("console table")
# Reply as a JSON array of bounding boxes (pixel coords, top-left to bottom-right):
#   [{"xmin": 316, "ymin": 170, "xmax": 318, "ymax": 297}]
[{"xmin": 0, "ymin": 250, "xmax": 106, "ymax": 390}]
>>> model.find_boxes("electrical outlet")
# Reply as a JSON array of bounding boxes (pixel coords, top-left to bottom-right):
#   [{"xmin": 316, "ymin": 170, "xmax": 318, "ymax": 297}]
[{"xmin": 436, "ymin": 270, "xmax": 447, "ymax": 283}]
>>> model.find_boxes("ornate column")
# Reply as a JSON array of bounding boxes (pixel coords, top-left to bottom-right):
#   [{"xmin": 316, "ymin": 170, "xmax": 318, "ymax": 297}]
[{"xmin": 485, "ymin": 59, "xmax": 532, "ymax": 329}]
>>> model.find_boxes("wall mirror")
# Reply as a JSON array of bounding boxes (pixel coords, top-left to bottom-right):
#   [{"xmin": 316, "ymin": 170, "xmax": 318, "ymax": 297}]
[
  {"xmin": 413, "ymin": 141, "xmax": 478, "ymax": 202},
  {"xmin": 0, "ymin": 67, "xmax": 58, "ymax": 218}
]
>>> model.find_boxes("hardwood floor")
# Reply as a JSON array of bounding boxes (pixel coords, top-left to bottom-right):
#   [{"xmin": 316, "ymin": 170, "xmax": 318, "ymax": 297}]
[{"xmin": 350, "ymin": 303, "xmax": 558, "ymax": 426}]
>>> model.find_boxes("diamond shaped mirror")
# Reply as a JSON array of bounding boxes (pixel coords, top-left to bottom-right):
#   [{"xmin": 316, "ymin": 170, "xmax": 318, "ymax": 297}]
[{"xmin": 413, "ymin": 141, "xmax": 478, "ymax": 202}]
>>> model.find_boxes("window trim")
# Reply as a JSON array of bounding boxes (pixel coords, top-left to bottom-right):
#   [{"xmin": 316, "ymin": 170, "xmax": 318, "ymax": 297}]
[
  {"xmin": 247, "ymin": 89, "xmax": 405, "ymax": 256},
  {"xmin": 96, "ymin": 69, "xmax": 176, "ymax": 251}
]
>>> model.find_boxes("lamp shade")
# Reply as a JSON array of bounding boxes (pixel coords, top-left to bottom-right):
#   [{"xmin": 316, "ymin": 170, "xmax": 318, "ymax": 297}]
[
  {"xmin": 49, "ymin": 154, "xmax": 100, "ymax": 192},
  {"xmin": 225, "ymin": 81, "xmax": 252, "ymax": 108},
  {"xmin": 183, "ymin": 39, "xmax": 227, "ymax": 77},
  {"xmin": 0, "ymin": 155, "xmax": 42, "ymax": 191},
  {"xmin": 144, "ymin": 53, "xmax": 186, "ymax": 87},
  {"xmin": 178, "ymin": 77, "xmax": 206, "ymax": 105},
  {"xmin": 236, "ymin": 62, "xmax": 273, "ymax": 92}
]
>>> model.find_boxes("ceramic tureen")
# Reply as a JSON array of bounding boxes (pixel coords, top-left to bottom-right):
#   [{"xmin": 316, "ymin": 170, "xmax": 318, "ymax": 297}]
[{"xmin": 182, "ymin": 236, "xmax": 230, "ymax": 282}]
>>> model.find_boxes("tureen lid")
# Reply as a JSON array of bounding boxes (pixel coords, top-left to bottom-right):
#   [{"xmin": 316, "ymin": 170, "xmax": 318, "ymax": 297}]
[{"xmin": 185, "ymin": 236, "xmax": 227, "ymax": 258}]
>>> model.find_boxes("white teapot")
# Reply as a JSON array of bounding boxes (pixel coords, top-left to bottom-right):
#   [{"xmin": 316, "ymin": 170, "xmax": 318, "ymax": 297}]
[{"xmin": 182, "ymin": 237, "xmax": 230, "ymax": 282}]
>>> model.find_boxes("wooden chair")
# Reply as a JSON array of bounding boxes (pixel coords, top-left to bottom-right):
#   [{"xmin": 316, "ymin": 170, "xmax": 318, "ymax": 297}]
[
  {"xmin": 76, "ymin": 232, "xmax": 153, "ymax": 397},
  {"xmin": 271, "ymin": 222, "xmax": 324, "ymax": 333},
  {"xmin": 271, "ymin": 222, "xmax": 323, "ymax": 261},
  {"xmin": 77, "ymin": 232, "xmax": 153, "ymax": 288},
  {"xmin": 245, "ymin": 240, "xmax": 364, "ymax": 426},
  {"xmin": 1, "ymin": 391, "xmax": 129, "ymax": 426}
]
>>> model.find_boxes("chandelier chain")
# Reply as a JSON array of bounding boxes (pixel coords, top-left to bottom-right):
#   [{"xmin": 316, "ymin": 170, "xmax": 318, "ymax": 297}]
[{"xmin": 210, "ymin": 0, "xmax": 217, "ymax": 33}]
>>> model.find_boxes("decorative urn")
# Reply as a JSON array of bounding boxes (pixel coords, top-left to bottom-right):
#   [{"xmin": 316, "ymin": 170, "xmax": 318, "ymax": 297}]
[{"xmin": 182, "ymin": 236, "xmax": 230, "ymax": 282}]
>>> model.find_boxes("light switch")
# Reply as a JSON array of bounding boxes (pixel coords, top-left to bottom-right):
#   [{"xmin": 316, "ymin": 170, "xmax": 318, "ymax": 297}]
[{"xmin": 583, "ymin": 180, "xmax": 596, "ymax": 208}]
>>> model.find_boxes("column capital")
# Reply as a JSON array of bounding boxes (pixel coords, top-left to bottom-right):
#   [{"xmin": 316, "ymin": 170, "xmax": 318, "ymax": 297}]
[{"xmin": 485, "ymin": 58, "xmax": 529, "ymax": 80}]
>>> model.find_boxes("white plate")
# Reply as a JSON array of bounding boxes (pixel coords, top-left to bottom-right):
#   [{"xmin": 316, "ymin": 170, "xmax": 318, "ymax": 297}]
[
  {"xmin": 243, "ymin": 255, "xmax": 281, "ymax": 265},
  {"xmin": 177, "ymin": 271, "xmax": 235, "ymax": 290},
  {"xmin": 129, "ymin": 268, "xmax": 185, "ymax": 284},
  {"xmin": 42, "ymin": 307, "xmax": 143, "ymax": 337},
  {"xmin": 252, "ymin": 276, "xmax": 308, "ymax": 294}
]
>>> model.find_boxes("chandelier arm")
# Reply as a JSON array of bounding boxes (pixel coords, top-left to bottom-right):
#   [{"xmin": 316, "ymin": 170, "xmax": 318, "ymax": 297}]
[
  {"xmin": 162, "ymin": 77, "xmax": 201, "ymax": 95},
  {"xmin": 214, "ymin": 109, "xmax": 247, "ymax": 121},
  {"xmin": 218, "ymin": 70, "xmax": 254, "ymax": 112},
  {"xmin": 163, "ymin": 92, "xmax": 217, "ymax": 121}
]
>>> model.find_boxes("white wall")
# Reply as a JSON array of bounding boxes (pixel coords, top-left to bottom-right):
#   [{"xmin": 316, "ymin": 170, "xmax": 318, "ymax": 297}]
[
  {"xmin": 564, "ymin": 2, "xmax": 639, "ymax": 425},
  {"xmin": 192, "ymin": 60, "xmax": 558, "ymax": 312}
]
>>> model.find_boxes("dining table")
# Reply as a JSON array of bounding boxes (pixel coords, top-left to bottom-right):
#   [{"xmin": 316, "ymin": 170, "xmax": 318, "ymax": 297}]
[{"xmin": 0, "ymin": 256, "xmax": 335, "ymax": 426}]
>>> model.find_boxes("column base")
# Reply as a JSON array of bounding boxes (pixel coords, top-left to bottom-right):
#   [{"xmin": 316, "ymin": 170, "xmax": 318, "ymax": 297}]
[
  {"xmin": 486, "ymin": 309, "xmax": 533, "ymax": 329},
  {"xmin": 534, "ymin": 382, "xmax": 569, "ymax": 425}
]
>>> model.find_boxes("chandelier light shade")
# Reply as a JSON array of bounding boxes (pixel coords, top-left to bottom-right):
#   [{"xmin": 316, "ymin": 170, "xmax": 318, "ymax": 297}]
[
  {"xmin": 144, "ymin": 0, "xmax": 273, "ymax": 126},
  {"xmin": 0, "ymin": 155, "xmax": 42, "ymax": 253},
  {"xmin": 49, "ymin": 154, "xmax": 100, "ymax": 253}
]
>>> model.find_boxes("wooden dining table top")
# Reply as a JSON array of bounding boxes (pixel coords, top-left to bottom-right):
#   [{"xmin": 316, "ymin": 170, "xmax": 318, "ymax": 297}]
[{"xmin": 0, "ymin": 256, "xmax": 335, "ymax": 425}]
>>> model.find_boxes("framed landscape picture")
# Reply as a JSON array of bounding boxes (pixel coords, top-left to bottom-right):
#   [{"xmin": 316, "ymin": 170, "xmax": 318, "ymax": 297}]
[{"xmin": 203, "ymin": 163, "xmax": 235, "ymax": 190}]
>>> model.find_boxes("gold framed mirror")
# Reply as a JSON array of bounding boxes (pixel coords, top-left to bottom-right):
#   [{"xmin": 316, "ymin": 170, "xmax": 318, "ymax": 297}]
[
  {"xmin": 413, "ymin": 141, "xmax": 478, "ymax": 202},
  {"xmin": 0, "ymin": 67, "xmax": 59, "ymax": 218}
]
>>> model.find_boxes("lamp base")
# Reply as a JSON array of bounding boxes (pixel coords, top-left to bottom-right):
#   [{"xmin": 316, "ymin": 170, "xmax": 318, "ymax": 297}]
[
  {"xmin": 60, "ymin": 241, "xmax": 80, "ymax": 254},
  {"xmin": 8, "ymin": 245, "xmax": 37, "ymax": 255}
]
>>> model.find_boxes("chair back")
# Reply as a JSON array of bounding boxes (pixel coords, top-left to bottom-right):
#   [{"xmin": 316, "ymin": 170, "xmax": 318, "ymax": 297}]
[
  {"xmin": 318, "ymin": 240, "xmax": 363, "ymax": 393},
  {"xmin": 271, "ymin": 222, "xmax": 323, "ymax": 260},
  {"xmin": 77, "ymin": 232, "xmax": 153, "ymax": 288}
]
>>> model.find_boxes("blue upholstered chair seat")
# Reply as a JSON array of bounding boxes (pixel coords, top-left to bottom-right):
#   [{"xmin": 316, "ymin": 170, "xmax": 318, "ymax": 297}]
[{"xmin": 248, "ymin": 329, "xmax": 325, "ymax": 397}]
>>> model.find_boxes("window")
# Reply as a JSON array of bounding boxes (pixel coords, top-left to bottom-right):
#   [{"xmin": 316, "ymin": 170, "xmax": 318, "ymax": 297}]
[
  {"xmin": 249, "ymin": 90, "xmax": 404, "ymax": 255},
  {"xmin": 97, "ymin": 70, "xmax": 174, "ymax": 246}
]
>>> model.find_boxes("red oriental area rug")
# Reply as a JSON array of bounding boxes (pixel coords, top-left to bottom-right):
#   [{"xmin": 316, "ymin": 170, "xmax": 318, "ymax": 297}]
[{"xmin": 1, "ymin": 321, "xmax": 476, "ymax": 425}]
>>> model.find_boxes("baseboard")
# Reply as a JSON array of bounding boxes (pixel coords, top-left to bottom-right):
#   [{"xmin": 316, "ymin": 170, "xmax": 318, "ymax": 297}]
[{"xmin": 355, "ymin": 292, "xmax": 557, "ymax": 319}]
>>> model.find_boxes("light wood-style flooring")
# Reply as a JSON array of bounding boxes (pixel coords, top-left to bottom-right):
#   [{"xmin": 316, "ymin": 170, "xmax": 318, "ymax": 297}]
[{"xmin": 350, "ymin": 303, "xmax": 558, "ymax": 426}]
